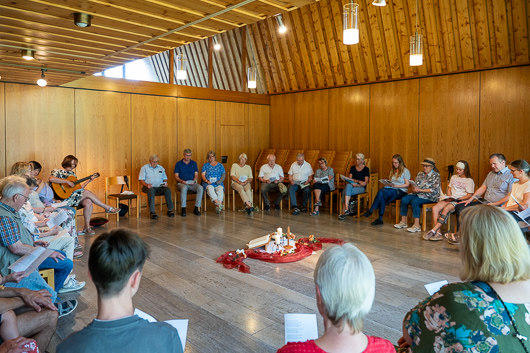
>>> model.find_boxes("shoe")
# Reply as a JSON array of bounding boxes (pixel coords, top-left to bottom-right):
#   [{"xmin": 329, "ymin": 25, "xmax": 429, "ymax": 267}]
[
  {"xmin": 406, "ymin": 225, "xmax": 421, "ymax": 233},
  {"xmin": 362, "ymin": 210, "xmax": 373, "ymax": 218},
  {"xmin": 67, "ymin": 273, "xmax": 76, "ymax": 280},
  {"xmin": 193, "ymin": 207, "xmax": 201, "ymax": 216},
  {"xmin": 56, "ymin": 299, "xmax": 78, "ymax": 318},
  {"xmin": 74, "ymin": 244, "xmax": 82, "ymax": 252},
  {"xmin": 314, "ymin": 201, "xmax": 322, "ymax": 207},
  {"xmin": 218, "ymin": 203, "xmax": 224, "ymax": 211},
  {"xmin": 73, "ymin": 250, "xmax": 83, "ymax": 259},
  {"xmin": 106, "ymin": 207, "xmax": 120, "ymax": 214},
  {"xmin": 300, "ymin": 206, "xmax": 307, "ymax": 213},
  {"xmin": 249, "ymin": 207, "xmax": 254, "ymax": 213},
  {"xmin": 215, "ymin": 204, "xmax": 222, "ymax": 214},
  {"xmin": 394, "ymin": 222, "xmax": 408, "ymax": 229},
  {"xmin": 274, "ymin": 203, "xmax": 280, "ymax": 211},
  {"xmin": 446, "ymin": 232, "xmax": 460, "ymax": 245},
  {"xmin": 181, "ymin": 208, "xmax": 187, "ymax": 217},
  {"xmin": 343, "ymin": 210, "xmax": 351, "ymax": 216},
  {"xmin": 77, "ymin": 227, "xmax": 95, "ymax": 236},
  {"xmin": 371, "ymin": 219, "xmax": 384, "ymax": 226},
  {"xmin": 423, "ymin": 230, "xmax": 436, "ymax": 240},
  {"xmin": 246, "ymin": 207, "xmax": 252, "ymax": 215},
  {"xmin": 292, "ymin": 208, "xmax": 300, "ymax": 215},
  {"xmin": 150, "ymin": 213, "xmax": 158, "ymax": 220},
  {"xmin": 167, "ymin": 210, "xmax": 175, "ymax": 217},
  {"xmin": 338, "ymin": 214, "xmax": 346, "ymax": 220},
  {"xmin": 264, "ymin": 205, "xmax": 270, "ymax": 211},
  {"xmin": 58, "ymin": 278, "xmax": 86, "ymax": 293},
  {"xmin": 309, "ymin": 211, "xmax": 320, "ymax": 216},
  {"xmin": 430, "ymin": 232, "xmax": 444, "ymax": 241}
]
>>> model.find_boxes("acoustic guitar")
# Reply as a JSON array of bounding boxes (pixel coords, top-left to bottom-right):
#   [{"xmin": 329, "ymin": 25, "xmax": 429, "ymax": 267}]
[{"xmin": 52, "ymin": 173, "xmax": 100, "ymax": 200}]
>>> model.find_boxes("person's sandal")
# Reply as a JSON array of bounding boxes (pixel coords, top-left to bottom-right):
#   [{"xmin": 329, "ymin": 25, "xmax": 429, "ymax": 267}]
[
  {"xmin": 56, "ymin": 299, "xmax": 78, "ymax": 318},
  {"xmin": 78, "ymin": 227, "xmax": 95, "ymax": 236},
  {"xmin": 309, "ymin": 210, "xmax": 320, "ymax": 216},
  {"xmin": 106, "ymin": 207, "xmax": 120, "ymax": 214}
]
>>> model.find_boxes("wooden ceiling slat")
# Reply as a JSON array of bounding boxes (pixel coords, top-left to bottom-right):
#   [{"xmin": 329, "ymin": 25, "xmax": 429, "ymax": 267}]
[
  {"xmin": 328, "ymin": 0, "xmax": 358, "ymax": 83},
  {"xmin": 320, "ymin": 0, "xmax": 348, "ymax": 85},
  {"xmin": 511, "ymin": 0, "xmax": 528, "ymax": 63},
  {"xmin": 422, "ymin": 0, "xmax": 443, "ymax": 74},
  {"xmin": 454, "ymin": 0, "xmax": 475, "ymax": 70},
  {"xmin": 365, "ymin": 1, "xmax": 389, "ymax": 80},
  {"xmin": 182, "ymin": 46, "xmax": 198, "ymax": 87},
  {"xmin": 216, "ymin": 33, "xmax": 236, "ymax": 91},
  {"xmin": 407, "ymin": 0, "xmax": 428, "ymax": 75},
  {"xmin": 466, "ymin": 0, "xmax": 481, "ymax": 69},
  {"xmin": 300, "ymin": 6, "xmax": 326, "ymax": 87},
  {"xmin": 247, "ymin": 25, "xmax": 270, "ymax": 92},
  {"xmin": 220, "ymin": 31, "xmax": 240, "ymax": 91},
  {"xmin": 356, "ymin": 0, "xmax": 376, "ymax": 82},
  {"xmin": 438, "ymin": 0, "xmax": 457, "ymax": 71},
  {"xmin": 309, "ymin": 3, "xmax": 336, "ymax": 86},
  {"xmin": 193, "ymin": 41, "xmax": 208, "ymax": 88},
  {"xmin": 228, "ymin": 29, "xmax": 243, "ymax": 92},
  {"xmin": 368, "ymin": 2, "xmax": 394, "ymax": 79},
  {"xmin": 380, "ymin": 3, "xmax": 403, "ymax": 78},
  {"xmin": 266, "ymin": 17, "xmax": 293, "ymax": 91},
  {"xmin": 250, "ymin": 23, "xmax": 275, "ymax": 92},
  {"xmin": 472, "ymin": 0, "xmax": 492, "ymax": 67},
  {"xmin": 290, "ymin": 10, "xmax": 317, "ymax": 88},
  {"xmin": 392, "ymin": 0, "xmax": 414, "ymax": 77},
  {"xmin": 282, "ymin": 12, "xmax": 306, "ymax": 89},
  {"xmin": 257, "ymin": 20, "xmax": 283, "ymax": 91}
]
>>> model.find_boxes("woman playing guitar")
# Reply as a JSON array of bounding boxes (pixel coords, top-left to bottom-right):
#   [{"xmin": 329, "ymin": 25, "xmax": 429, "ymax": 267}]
[{"xmin": 49, "ymin": 155, "xmax": 119, "ymax": 235}]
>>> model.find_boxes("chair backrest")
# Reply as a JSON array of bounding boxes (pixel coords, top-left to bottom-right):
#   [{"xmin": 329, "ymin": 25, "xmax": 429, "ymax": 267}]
[
  {"xmin": 312, "ymin": 151, "xmax": 335, "ymax": 171},
  {"xmin": 254, "ymin": 149, "xmax": 275, "ymax": 173},
  {"xmin": 281, "ymin": 150, "xmax": 302, "ymax": 171},
  {"xmin": 274, "ymin": 149, "xmax": 289, "ymax": 169},
  {"xmin": 330, "ymin": 151, "xmax": 352, "ymax": 190},
  {"xmin": 302, "ymin": 150, "xmax": 319, "ymax": 168},
  {"xmin": 105, "ymin": 176, "xmax": 131, "ymax": 195}
]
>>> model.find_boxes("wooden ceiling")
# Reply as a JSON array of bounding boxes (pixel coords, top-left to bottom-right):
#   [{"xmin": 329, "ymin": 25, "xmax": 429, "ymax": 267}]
[{"xmin": 0, "ymin": 0, "xmax": 316, "ymax": 86}]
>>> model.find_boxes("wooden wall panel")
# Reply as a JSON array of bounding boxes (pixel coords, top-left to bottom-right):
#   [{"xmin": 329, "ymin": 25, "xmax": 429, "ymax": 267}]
[
  {"xmin": 4, "ymin": 83, "xmax": 75, "ymax": 181},
  {"xmin": 216, "ymin": 101, "xmax": 248, "ymax": 170},
  {"xmin": 369, "ymin": 80, "xmax": 420, "ymax": 179},
  {"xmin": 328, "ymin": 85, "xmax": 370, "ymax": 153},
  {"xmin": 216, "ymin": 101, "xmax": 246, "ymax": 126},
  {"xmin": 131, "ymin": 95, "xmax": 178, "ymax": 197},
  {"xmin": 0, "ymin": 83, "xmax": 4, "ymax": 178},
  {"xmin": 247, "ymin": 104, "xmax": 270, "ymax": 168},
  {"xmin": 177, "ymin": 98, "xmax": 216, "ymax": 172},
  {"xmin": 479, "ymin": 66, "xmax": 530, "ymax": 181},
  {"xmin": 419, "ymin": 73, "xmax": 480, "ymax": 183},
  {"xmin": 270, "ymin": 94, "xmax": 295, "ymax": 148},
  {"xmin": 75, "ymin": 90, "xmax": 131, "ymax": 203},
  {"xmin": 294, "ymin": 90, "xmax": 329, "ymax": 150}
]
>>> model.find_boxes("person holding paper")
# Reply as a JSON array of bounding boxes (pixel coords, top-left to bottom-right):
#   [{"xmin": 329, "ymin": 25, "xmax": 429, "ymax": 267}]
[
  {"xmin": 277, "ymin": 243, "xmax": 395, "ymax": 353},
  {"xmin": 230, "ymin": 153, "xmax": 254, "ymax": 215},
  {"xmin": 399, "ymin": 205, "xmax": 530, "ymax": 352},
  {"xmin": 423, "ymin": 160, "xmax": 475, "ymax": 241},
  {"xmin": 394, "ymin": 158, "xmax": 441, "ymax": 233},
  {"xmin": 201, "ymin": 150, "xmax": 226, "ymax": 214},
  {"xmin": 57, "ymin": 229, "xmax": 183, "ymax": 353},
  {"xmin": 338, "ymin": 153, "xmax": 370, "ymax": 220},
  {"xmin": 501, "ymin": 159, "xmax": 530, "ymax": 226},
  {"xmin": 362, "ymin": 154, "xmax": 410, "ymax": 226},
  {"xmin": 258, "ymin": 154, "xmax": 286, "ymax": 211},
  {"xmin": 288, "ymin": 153, "xmax": 314, "ymax": 215},
  {"xmin": 173, "ymin": 149, "xmax": 203, "ymax": 217},
  {"xmin": 139, "ymin": 154, "xmax": 175, "ymax": 220},
  {"xmin": 310, "ymin": 158, "xmax": 334, "ymax": 216}
]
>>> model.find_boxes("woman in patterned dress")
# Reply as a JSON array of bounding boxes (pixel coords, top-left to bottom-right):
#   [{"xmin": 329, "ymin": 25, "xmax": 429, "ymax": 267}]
[
  {"xmin": 49, "ymin": 155, "xmax": 119, "ymax": 235},
  {"xmin": 399, "ymin": 205, "xmax": 530, "ymax": 353}
]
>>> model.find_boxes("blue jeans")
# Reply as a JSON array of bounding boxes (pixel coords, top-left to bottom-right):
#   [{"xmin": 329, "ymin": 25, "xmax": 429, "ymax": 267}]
[
  {"xmin": 142, "ymin": 186, "xmax": 174, "ymax": 213},
  {"xmin": 370, "ymin": 188, "xmax": 407, "ymax": 219},
  {"xmin": 5, "ymin": 270, "xmax": 57, "ymax": 303},
  {"xmin": 342, "ymin": 184, "xmax": 366, "ymax": 202},
  {"xmin": 400, "ymin": 194, "xmax": 433, "ymax": 219},
  {"xmin": 289, "ymin": 184, "xmax": 311, "ymax": 208},
  {"xmin": 39, "ymin": 250, "xmax": 73, "ymax": 291}
]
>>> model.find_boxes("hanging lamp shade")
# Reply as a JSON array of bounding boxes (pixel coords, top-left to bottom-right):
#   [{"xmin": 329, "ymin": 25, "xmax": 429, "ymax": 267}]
[
  {"xmin": 176, "ymin": 54, "xmax": 188, "ymax": 80},
  {"xmin": 372, "ymin": 0, "xmax": 386, "ymax": 6},
  {"xmin": 37, "ymin": 69, "xmax": 47, "ymax": 87},
  {"xmin": 409, "ymin": 31, "xmax": 423, "ymax": 66},
  {"xmin": 343, "ymin": 2, "xmax": 359, "ymax": 45},
  {"xmin": 247, "ymin": 67, "xmax": 257, "ymax": 89}
]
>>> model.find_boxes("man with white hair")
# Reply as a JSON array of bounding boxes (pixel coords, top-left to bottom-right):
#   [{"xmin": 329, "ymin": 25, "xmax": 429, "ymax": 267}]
[
  {"xmin": 139, "ymin": 154, "xmax": 175, "ymax": 219},
  {"xmin": 288, "ymin": 153, "xmax": 314, "ymax": 215},
  {"xmin": 258, "ymin": 154, "xmax": 286, "ymax": 211}
]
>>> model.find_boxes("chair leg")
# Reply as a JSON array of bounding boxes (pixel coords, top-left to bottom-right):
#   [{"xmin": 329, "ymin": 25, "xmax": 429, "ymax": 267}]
[
  {"xmin": 422, "ymin": 207, "xmax": 427, "ymax": 231},
  {"xmin": 232, "ymin": 190, "xmax": 236, "ymax": 212},
  {"xmin": 116, "ymin": 200, "xmax": 120, "ymax": 223}
]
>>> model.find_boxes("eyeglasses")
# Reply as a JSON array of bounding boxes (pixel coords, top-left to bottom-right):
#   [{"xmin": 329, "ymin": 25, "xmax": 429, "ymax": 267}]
[{"xmin": 16, "ymin": 193, "xmax": 29, "ymax": 202}]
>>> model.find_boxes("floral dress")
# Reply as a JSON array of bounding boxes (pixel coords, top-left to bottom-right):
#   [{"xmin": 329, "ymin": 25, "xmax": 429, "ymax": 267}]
[
  {"xmin": 50, "ymin": 169, "xmax": 85, "ymax": 207},
  {"xmin": 403, "ymin": 281, "xmax": 530, "ymax": 352},
  {"xmin": 201, "ymin": 163, "xmax": 226, "ymax": 189}
]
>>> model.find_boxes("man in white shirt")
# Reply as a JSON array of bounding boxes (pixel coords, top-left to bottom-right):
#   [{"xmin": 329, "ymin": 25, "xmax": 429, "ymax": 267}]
[
  {"xmin": 258, "ymin": 155, "xmax": 286, "ymax": 212},
  {"xmin": 288, "ymin": 153, "xmax": 314, "ymax": 215},
  {"xmin": 139, "ymin": 154, "xmax": 175, "ymax": 219}
]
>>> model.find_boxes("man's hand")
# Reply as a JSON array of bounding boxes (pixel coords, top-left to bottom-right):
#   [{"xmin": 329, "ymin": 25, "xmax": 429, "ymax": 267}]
[
  {"xmin": 34, "ymin": 240, "xmax": 49, "ymax": 248},
  {"xmin": 3, "ymin": 272, "xmax": 25, "ymax": 284},
  {"xmin": 49, "ymin": 251, "xmax": 65, "ymax": 263},
  {"xmin": 0, "ymin": 337, "xmax": 37, "ymax": 353},
  {"xmin": 461, "ymin": 198, "xmax": 474, "ymax": 206},
  {"xmin": 18, "ymin": 288, "xmax": 56, "ymax": 312},
  {"xmin": 146, "ymin": 183, "xmax": 153, "ymax": 189}
]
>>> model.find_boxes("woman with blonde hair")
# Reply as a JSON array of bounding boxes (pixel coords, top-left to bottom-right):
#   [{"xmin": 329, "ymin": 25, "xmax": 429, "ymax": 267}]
[
  {"xmin": 399, "ymin": 205, "xmax": 530, "ymax": 352},
  {"xmin": 9, "ymin": 162, "xmax": 32, "ymax": 176},
  {"xmin": 230, "ymin": 153, "xmax": 254, "ymax": 215}
]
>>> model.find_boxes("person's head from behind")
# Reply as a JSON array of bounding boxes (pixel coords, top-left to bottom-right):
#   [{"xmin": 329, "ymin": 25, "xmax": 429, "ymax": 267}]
[
  {"xmin": 314, "ymin": 243, "xmax": 375, "ymax": 334},
  {"xmin": 89, "ymin": 229, "xmax": 149, "ymax": 299},
  {"xmin": 460, "ymin": 205, "xmax": 530, "ymax": 284},
  {"xmin": 10, "ymin": 162, "xmax": 32, "ymax": 176}
]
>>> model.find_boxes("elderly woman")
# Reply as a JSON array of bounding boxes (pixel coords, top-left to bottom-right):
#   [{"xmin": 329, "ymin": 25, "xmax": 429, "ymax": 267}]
[
  {"xmin": 230, "ymin": 153, "xmax": 254, "ymax": 215},
  {"xmin": 339, "ymin": 153, "xmax": 370, "ymax": 220},
  {"xmin": 201, "ymin": 150, "xmax": 226, "ymax": 214},
  {"xmin": 501, "ymin": 159, "xmax": 530, "ymax": 227},
  {"xmin": 399, "ymin": 205, "xmax": 530, "ymax": 352},
  {"xmin": 395, "ymin": 158, "xmax": 440, "ymax": 233},
  {"xmin": 277, "ymin": 243, "xmax": 395, "ymax": 353},
  {"xmin": 310, "ymin": 158, "xmax": 334, "ymax": 216},
  {"xmin": 363, "ymin": 154, "xmax": 410, "ymax": 226}
]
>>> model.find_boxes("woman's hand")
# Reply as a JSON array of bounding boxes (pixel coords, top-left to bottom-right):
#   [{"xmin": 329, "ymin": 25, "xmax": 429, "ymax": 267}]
[
  {"xmin": 2, "ymin": 272, "xmax": 25, "ymax": 284},
  {"xmin": 66, "ymin": 180, "xmax": 75, "ymax": 188},
  {"xmin": 412, "ymin": 186, "xmax": 420, "ymax": 193},
  {"xmin": 397, "ymin": 336, "xmax": 410, "ymax": 348}
]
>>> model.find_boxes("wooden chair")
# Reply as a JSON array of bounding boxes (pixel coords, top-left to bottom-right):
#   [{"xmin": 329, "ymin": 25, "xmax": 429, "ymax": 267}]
[
  {"xmin": 302, "ymin": 150, "xmax": 319, "ymax": 168},
  {"xmin": 329, "ymin": 151, "xmax": 353, "ymax": 213},
  {"xmin": 39, "ymin": 268, "xmax": 55, "ymax": 290},
  {"xmin": 274, "ymin": 149, "xmax": 289, "ymax": 169},
  {"xmin": 174, "ymin": 184, "xmax": 202, "ymax": 212},
  {"xmin": 280, "ymin": 150, "xmax": 302, "ymax": 173},
  {"xmin": 105, "ymin": 176, "xmax": 140, "ymax": 223},
  {"xmin": 138, "ymin": 180, "xmax": 164, "ymax": 216},
  {"xmin": 420, "ymin": 182, "xmax": 448, "ymax": 231}
]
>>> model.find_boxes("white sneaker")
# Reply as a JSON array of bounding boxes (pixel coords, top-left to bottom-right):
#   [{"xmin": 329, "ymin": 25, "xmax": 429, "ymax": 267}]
[
  {"xmin": 407, "ymin": 225, "xmax": 421, "ymax": 233},
  {"xmin": 59, "ymin": 278, "xmax": 86, "ymax": 293},
  {"xmin": 394, "ymin": 222, "xmax": 408, "ymax": 229}
]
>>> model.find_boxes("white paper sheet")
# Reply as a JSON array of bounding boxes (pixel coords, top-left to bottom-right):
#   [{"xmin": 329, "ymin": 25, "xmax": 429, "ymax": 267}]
[
  {"xmin": 8, "ymin": 247, "xmax": 54, "ymax": 275},
  {"xmin": 208, "ymin": 177, "xmax": 217, "ymax": 183},
  {"xmin": 46, "ymin": 210, "xmax": 68, "ymax": 228},
  {"xmin": 134, "ymin": 308, "xmax": 188, "ymax": 350},
  {"xmin": 239, "ymin": 175, "xmax": 248, "ymax": 182},
  {"xmin": 424, "ymin": 280, "xmax": 449, "ymax": 295},
  {"xmin": 284, "ymin": 313, "xmax": 318, "ymax": 344},
  {"xmin": 50, "ymin": 201, "xmax": 68, "ymax": 208},
  {"xmin": 185, "ymin": 180, "xmax": 195, "ymax": 185}
]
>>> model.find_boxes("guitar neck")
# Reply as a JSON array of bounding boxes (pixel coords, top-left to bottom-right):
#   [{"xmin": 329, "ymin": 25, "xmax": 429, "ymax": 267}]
[{"xmin": 73, "ymin": 175, "xmax": 95, "ymax": 185}]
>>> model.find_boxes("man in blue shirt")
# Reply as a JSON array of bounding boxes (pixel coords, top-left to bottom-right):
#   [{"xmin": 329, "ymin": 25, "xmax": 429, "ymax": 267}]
[
  {"xmin": 139, "ymin": 155, "xmax": 175, "ymax": 219},
  {"xmin": 174, "ymin": 149, "xmax": 202, "ymax": 217}
]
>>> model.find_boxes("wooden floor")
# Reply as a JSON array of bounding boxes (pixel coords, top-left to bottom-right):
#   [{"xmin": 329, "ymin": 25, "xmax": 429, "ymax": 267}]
[{"xmin": 50, "ymin": 202, "xmax": 462, "ymax": 352}]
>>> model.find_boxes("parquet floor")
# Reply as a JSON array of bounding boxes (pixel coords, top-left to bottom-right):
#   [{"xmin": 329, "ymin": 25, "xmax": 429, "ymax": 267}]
[{"xmin": 50, "ymin": 202, "xmax": 462, "ymax": 352}]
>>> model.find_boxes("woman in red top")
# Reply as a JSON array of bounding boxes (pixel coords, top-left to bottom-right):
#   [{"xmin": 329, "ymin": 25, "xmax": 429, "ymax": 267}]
[{"xmin": 277, "ymin": 243, "xmax": 395, "ymax": 353}]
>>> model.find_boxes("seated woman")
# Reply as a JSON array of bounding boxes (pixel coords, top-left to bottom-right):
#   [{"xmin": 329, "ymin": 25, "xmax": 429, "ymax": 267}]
[
  {"xmin": 399, "ymin": 205, "xmax": 530, "ymax": 352},
  {"xmin": 277, "ymin": 243, "xmax": 395, "ymax": 353},
  {"xmin": 49, "ymin": 155, "xmax": 119, "ymax": 235},
  {"xmin": 501, "ymin": 159, "xmax": 530, "ymax": 227},
  {"xmin": 230, "ymin": 153, "xmax": 254, "ymax": 215},
  {"xmin": 424, "ymin": 160, "xmax": 475, "ymax": 241},
  {"xmin": 362, "ymin": 154, "xmax": 410, "ymax": 226},
  {"xmin": 310, "ymin": 158, "xmax": 334, "ymax": 216},
  {"xmin": 201, "ymin": 150, "xmax": 226, "ymax": 214},
  {"xmin": 395, "ymin": 158, "xmax": 440, "ymax": 233},
  {"xmin": 338, "ymin": 153, "xmax": 370, "ymax": 220}
]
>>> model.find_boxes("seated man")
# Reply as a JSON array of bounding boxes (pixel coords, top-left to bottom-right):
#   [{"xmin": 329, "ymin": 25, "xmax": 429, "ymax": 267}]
[
  {"xmin": 139, "ymin": 154, "xmax": 175, "ymax": 219},
  {"xmin": 57, "ymin": 229, "xmax": 183, "ymax": 353},
  {"xmin": 0, "ymin": 176, "xmax": 80, "ymax": 307},
  {"xmin": 288, "ymin": 153, "xmax": 314, "ymax": 215},
  {"xmin": 174, "ymin": 149, "xmax": 203, "ymax": 217},
  {"xmin": 258, "ymin": 154, "xmax": 286, "ymax": 211}
]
